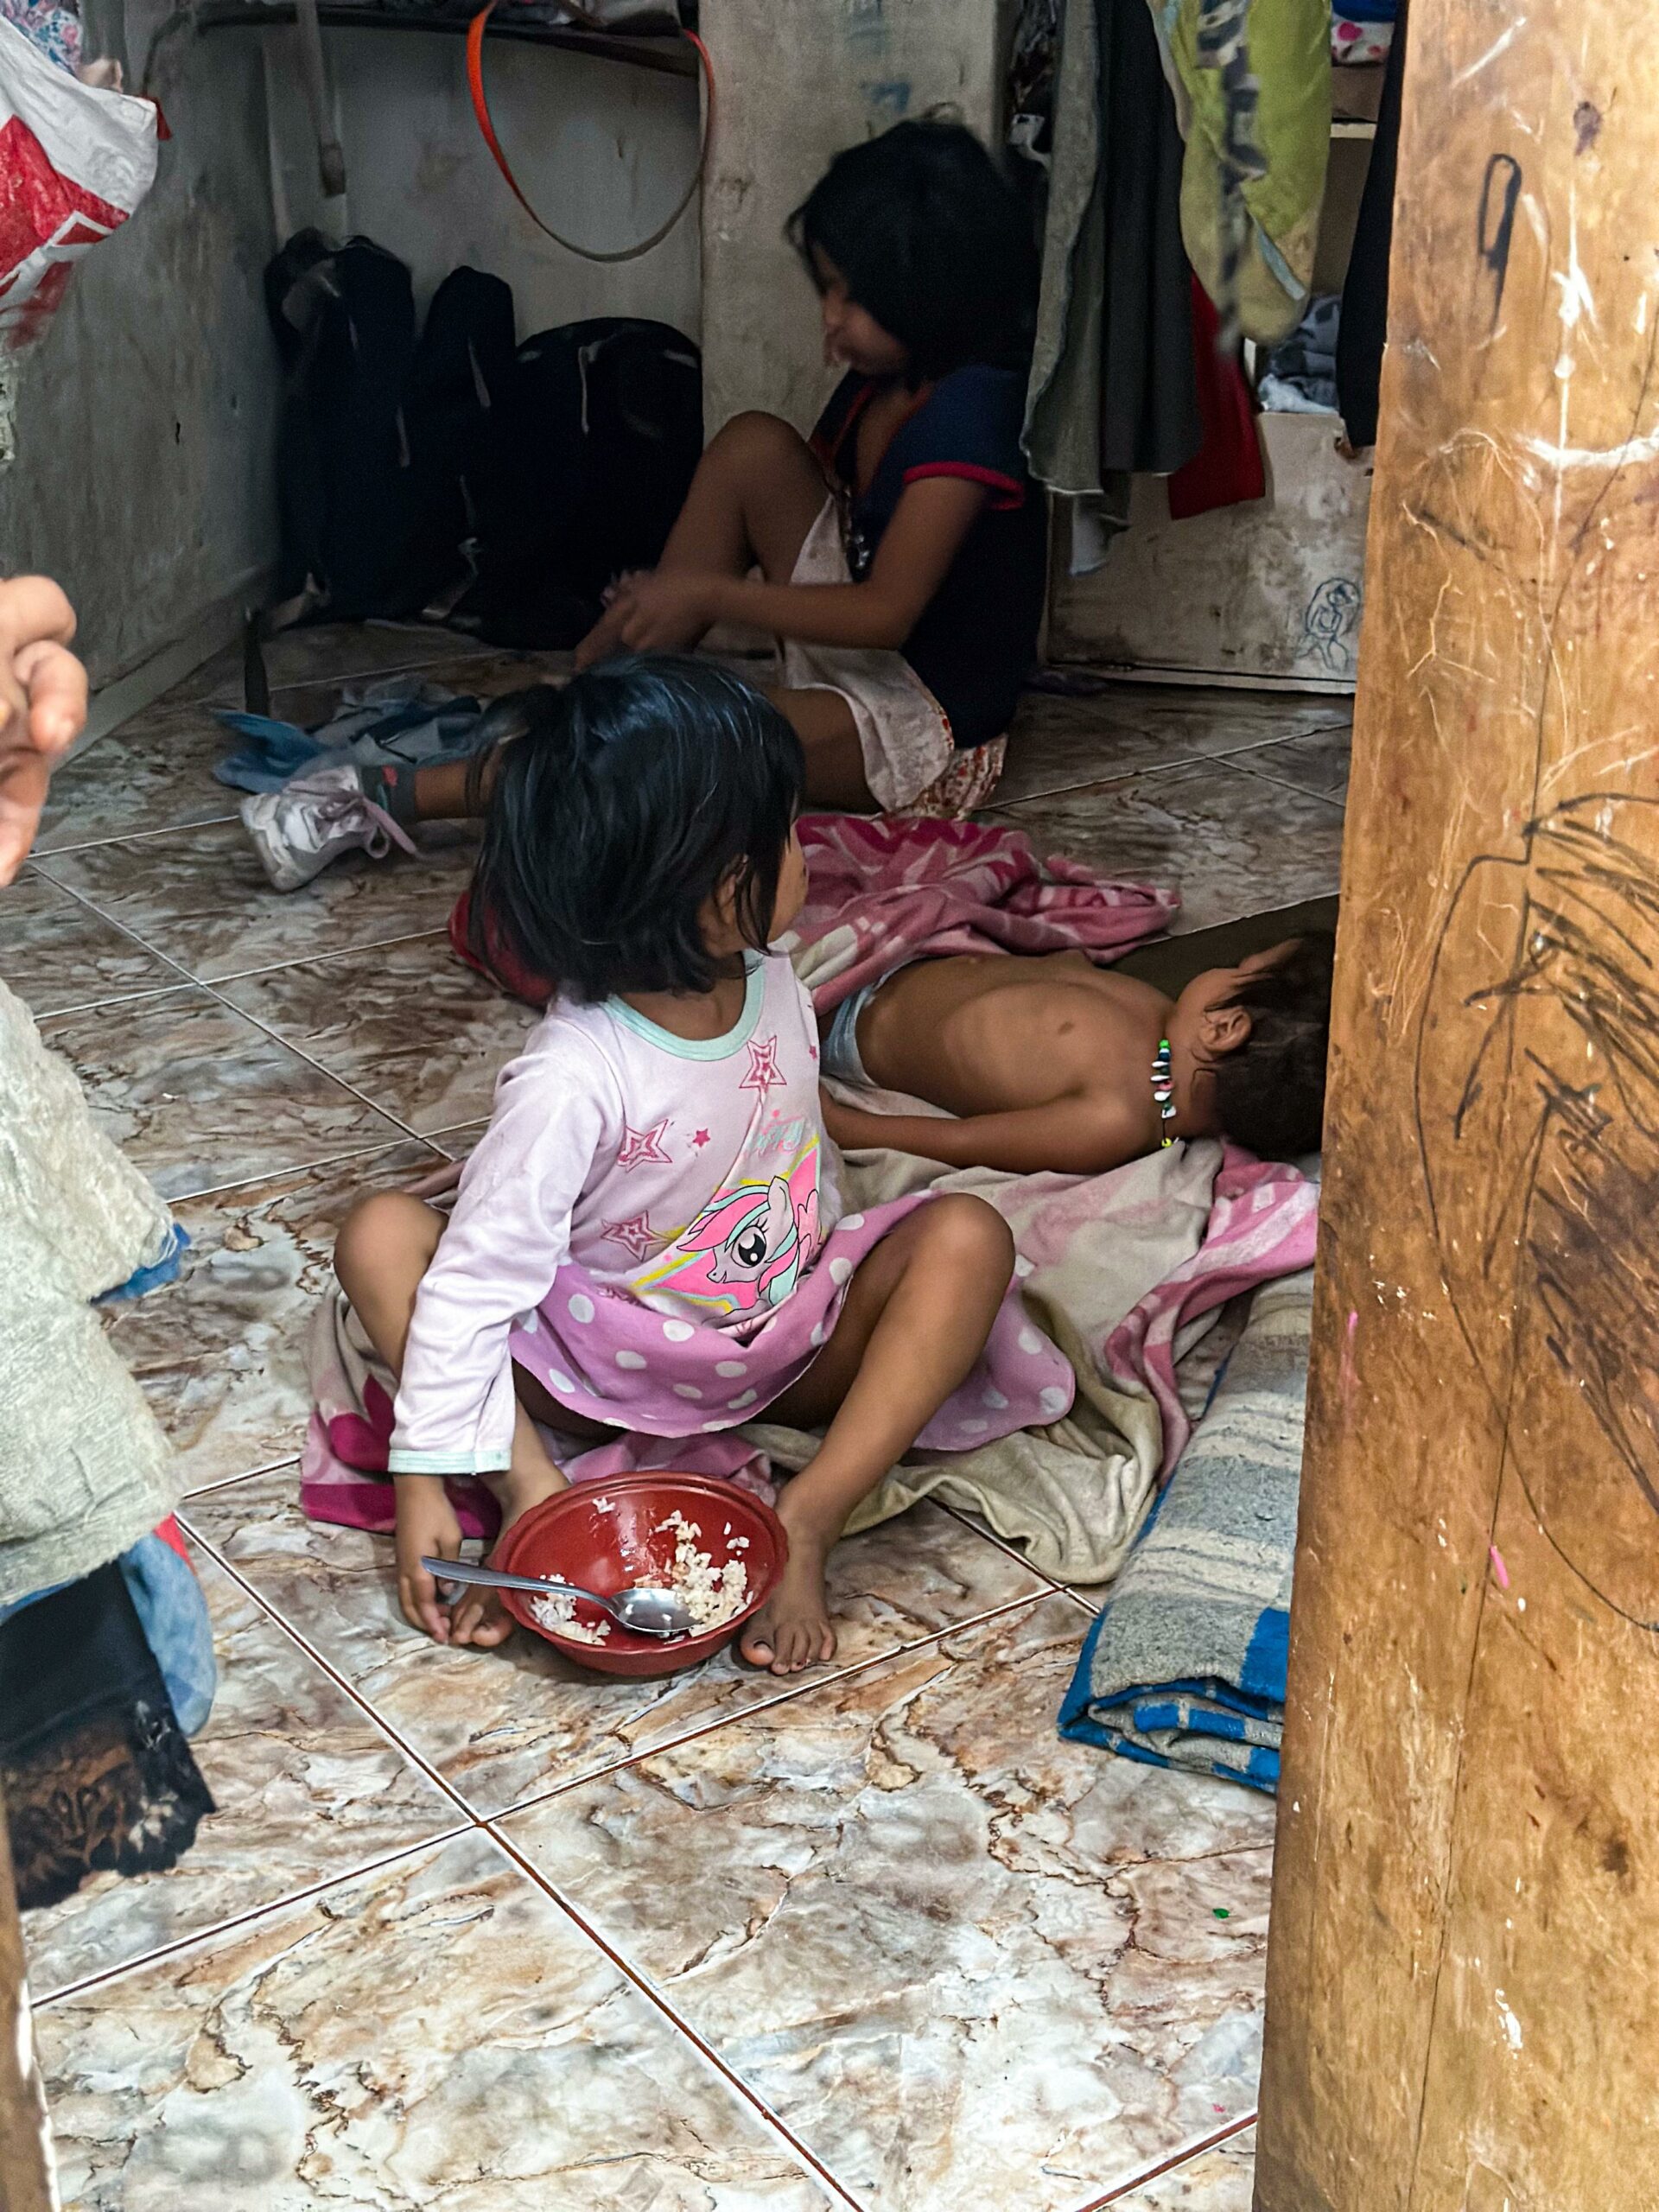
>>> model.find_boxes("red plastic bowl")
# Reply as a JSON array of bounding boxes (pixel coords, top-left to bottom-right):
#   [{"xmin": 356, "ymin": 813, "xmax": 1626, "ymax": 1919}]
[{"xmin": 493, "ymin": 1471, "xmax": 787, "ymax": 1677}]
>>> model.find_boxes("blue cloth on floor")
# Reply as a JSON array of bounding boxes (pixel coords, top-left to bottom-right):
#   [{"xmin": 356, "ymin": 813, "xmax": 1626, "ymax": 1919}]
[
  {"xmin": 119, "ymin": 1535, "xmax": 217, "ymax": 1737},
  {"xmin": 1058, "ymin": 1269, "xmax": 1312, "ymax": 1794},
  {"xmin": 96, "ymin": 1224, "xmax": 190, "ymax": 1305},
  {"xmin": 214, "ymin": 677, "xmax": 489, "ymax": 794}
]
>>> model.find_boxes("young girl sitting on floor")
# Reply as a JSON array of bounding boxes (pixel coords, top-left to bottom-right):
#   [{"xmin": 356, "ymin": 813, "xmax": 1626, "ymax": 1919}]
[
  {"xmin": 243, "ymin": 118, "xmax": 1046, "ymax": 891},
  {"xmin": 332, "ymin": 660, "xmax": 1072, "ymax": 1672}
]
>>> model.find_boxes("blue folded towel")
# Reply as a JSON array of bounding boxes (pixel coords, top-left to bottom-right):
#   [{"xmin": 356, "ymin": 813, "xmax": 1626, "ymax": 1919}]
[{"xmin": 1059, "ymin": 1270, "xmax": 1312, "ymax": 1794}]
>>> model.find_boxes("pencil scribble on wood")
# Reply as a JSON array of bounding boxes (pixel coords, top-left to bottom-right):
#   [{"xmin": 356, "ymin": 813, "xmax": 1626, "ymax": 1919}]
[{"xmin": 1417, "ymin": 794, "xmax": 1659, "ymax": 1628}]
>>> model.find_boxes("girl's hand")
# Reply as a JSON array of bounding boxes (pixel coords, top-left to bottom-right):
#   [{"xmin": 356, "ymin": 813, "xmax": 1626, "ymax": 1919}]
[
  {"xmin": 0, "ymin": 576, "xmax": 87, "ymax": 884},
  {"xmin": 590, "ymin": 570, "xmax": 716, "ymax": 658},
  {"xmin": 394, "ymin": 1476, "xmax": 469, "ymax": 1643}
]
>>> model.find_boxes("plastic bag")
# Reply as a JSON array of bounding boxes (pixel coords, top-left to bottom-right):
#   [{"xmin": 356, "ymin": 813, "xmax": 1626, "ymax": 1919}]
[{"xmin": 0, "ymin": 12, "xmax": 156, "ymax": 359}]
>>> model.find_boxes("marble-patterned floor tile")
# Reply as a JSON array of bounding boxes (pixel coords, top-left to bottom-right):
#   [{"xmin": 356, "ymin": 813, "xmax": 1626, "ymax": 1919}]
[
  {"xmin": 1232, "ymin": 724, "xmax": 1351, "ymax": 807},
  {"xmin": 220, "ymin": 934, "xmax": 541, "ymax": 1134},
  {"xmin": 988, "ymin": 759, "xmax": 1345, "ymax": 935},
  {"xmin": 502, "ymin": 1596, "xmax": 1277, "ymax": 2212},
  {"xmin": 39, "ymin": 817, "xmax": 481, "ymax": 985},
  {"xmin": 35, "ymin": 700, "xmax": 238, "ymax": 855},
  {"xmin": 35, "ymin": 1830, "xmax": 840, "ymax": 2212},
  {"xmin": 24, "ymin": 1547, "xmax": 462, "ymax": 2003},
  {"xmin": 40, "ymin": 987, "xmax": 405, "ymax": 1203},
  {"xmin": 0, "ymin": 868, "xmax": 180, "ymax": 1016},
  {"xmin": 1102, "ymin": 2129, "xmax": 1255, "ymax": 2211},
  {"xmin": 175, "ymin": 619, "xmax": 496, "ymax": 706},
  {"xmin": 998, "ymin": 685, "xmax": 1351, "ymax": 805},
  {"xmin": 105, "ymin": 1141, "xmax": 442, "ymax": 1492},
  {"xmin": 183, "ymin": 1470, "xmax": 1054, "ymax": 1818}
]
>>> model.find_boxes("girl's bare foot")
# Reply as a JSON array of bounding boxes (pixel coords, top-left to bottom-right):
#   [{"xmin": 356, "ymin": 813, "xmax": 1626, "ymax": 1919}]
[{"xmin": 740, "ymin": 1522, "xmax": 836, "ymax": 1675}]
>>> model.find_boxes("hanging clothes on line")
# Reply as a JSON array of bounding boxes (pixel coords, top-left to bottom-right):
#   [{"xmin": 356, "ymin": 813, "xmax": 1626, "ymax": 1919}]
[
  {"xmin": 1154, "ymin": 0, "xmax": 1330, "ymax": 348},
  {"xmin": 1166, "ymin": 272, "xmax": 1266, "ymax": 519},
  {"xmin": 1024, "ymin": 0, "xmax": 1200, "ymax": 499},
  {"xmin": 1336, "ymin": 0, "xmax": 1406, "ymax": 450}
]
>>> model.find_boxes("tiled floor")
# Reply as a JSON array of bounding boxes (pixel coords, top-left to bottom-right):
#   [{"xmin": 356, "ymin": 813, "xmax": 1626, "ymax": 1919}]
[{"xmin": 15, "ymin": 629, "xmax": 1344, "ymax": 2212}]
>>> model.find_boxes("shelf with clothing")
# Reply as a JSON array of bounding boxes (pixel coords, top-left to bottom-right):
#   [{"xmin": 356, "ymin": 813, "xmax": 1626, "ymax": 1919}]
[{"xmin": 1026, "ymin": 3, "xmax": 1401, "ymax": 690}]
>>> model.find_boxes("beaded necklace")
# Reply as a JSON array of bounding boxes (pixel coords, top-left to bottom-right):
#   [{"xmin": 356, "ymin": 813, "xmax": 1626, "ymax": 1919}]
[{"xmin": 1151, "ymin": 1038, "xmax": 1178, "ymax": 1147}]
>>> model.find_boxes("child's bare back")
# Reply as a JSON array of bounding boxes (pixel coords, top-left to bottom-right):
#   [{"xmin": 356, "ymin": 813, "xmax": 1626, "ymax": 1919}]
[{"xmin": 821, "ymin": 938, "xmax": 1335, "ymax": 1176}]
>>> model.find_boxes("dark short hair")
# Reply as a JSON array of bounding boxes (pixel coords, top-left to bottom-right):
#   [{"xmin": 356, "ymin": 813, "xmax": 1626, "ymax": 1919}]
[
  {"xmin": 1211, "ymin": 934, "xmax": 1336, "ymax": 1160},
  {"xmin": 786, "ymin": 118, "xmax": 1038, "ymax": 384},
  {"xmin": 469, "ymin": 656, "xmax": 804, "ymax": 1003}
]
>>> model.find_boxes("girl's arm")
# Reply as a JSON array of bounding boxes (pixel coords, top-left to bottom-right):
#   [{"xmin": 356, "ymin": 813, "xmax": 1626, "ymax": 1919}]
[
  {"xmin": 822, "ymin": 1089, "xmax": 1150, "ymax": 1178},
  {"xmin": 602, "ymin": 475, "xmax": 991, "ymax": 655},
  {"xmin": 389, "ymin": 1038, "xmax": 615, "ymax": 1476}
]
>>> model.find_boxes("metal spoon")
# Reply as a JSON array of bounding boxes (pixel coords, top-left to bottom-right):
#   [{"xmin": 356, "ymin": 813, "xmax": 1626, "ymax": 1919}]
[{"xmin": 420, "ymin": 1556, "xmax": 696, "ymax": 1639}]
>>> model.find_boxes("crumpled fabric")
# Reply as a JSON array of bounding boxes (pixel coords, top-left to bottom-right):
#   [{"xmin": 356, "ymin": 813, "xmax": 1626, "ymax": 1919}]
[
  {"xmin": 1152, "ymin": 0, "xmax": 1331, "ymax": 347},
  {"xmin": 213, "ymin": 676, "xmax": 498, "ymax": 795}
]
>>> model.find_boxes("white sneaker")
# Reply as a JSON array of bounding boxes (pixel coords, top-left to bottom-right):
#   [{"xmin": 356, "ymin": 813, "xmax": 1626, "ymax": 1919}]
[{"xmin": 239, "ymin": 762, "xmax": 417, "ymax": 893}]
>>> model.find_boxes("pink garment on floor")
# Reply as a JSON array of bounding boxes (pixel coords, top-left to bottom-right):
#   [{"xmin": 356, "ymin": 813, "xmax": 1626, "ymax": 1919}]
[
  {"xmin": 1103, "ymin": 1145, "xmax": 1319, "ymax": 1477},
  {"xmin": 789, "ymin": 812, "xmax": 1179, "ymax": 1016}
]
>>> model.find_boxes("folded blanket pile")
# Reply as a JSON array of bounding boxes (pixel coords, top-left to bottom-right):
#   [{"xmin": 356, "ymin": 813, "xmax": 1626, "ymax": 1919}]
[{"xmin": 1058, "ymin": 1268, "xmax": 1313, "ymax": 1790}]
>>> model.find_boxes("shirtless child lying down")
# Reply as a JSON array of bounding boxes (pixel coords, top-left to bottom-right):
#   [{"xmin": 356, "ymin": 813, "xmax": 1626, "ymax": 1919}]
[{"xmin": 817, "ymin": 936, "xmax": 1334, "ymax": 1173}]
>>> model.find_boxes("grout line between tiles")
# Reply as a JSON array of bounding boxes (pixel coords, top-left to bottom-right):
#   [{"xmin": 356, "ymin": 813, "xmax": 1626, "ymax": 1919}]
[
  {"xmin": 188, "ymin": 923, "xmax": 454, "ymax": 993},
  {"xmin": 32, "ymin": 811, "xmax": 241, "ymax": 861},
  {"xmin": 1227, "ymin": 759, "xmax": 1350, "ymax": 812},
  {"xmin": 487, "ymin": 1586, "xmax": 1055, "ymax": 1825},
  {"xmin": 1070, "ymin": 2111, "xmax": 1259, "ymax": 2210},
  {"xmin": 995, "ymin": 718, "xmax": 1353, "ymax": 809},
  {"xmin": 32, "ymin": 1825, "xmax": 474, "ymax": 2011},
  {"xmin": 480, "ymin": 1823, "xmax": 869, "ymax": 2212},
  {"xmin": 25, "ymin": 868, "xmax": 200, "ymax": 990},
  {"xmin": 21, "ymin": 977, "xmax": 189, "ymax": 1026},
  {"xmin": 179, "ymin": 1453, "xmax": 307, "ymax": 1502}
]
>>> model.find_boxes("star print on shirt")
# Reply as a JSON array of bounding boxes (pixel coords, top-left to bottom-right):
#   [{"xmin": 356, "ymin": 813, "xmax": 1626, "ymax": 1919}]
[
  {"xmin": 690, "ymin": 1128, "xmax": 710, "ymax": 1149},
  {"xmin": 601, "ymin": 1212, "xmax": 658, "ymax": 1261},
  {"xmin": 740, "ymin": 1033, "xmax": 784, "ymax": 1098},
  {"xmin": 617, "ymin": 1118, "xmax": 672, "ymax": 1170}
]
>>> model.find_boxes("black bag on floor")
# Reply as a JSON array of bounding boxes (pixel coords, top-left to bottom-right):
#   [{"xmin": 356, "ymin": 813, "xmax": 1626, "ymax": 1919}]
[
  {"xmin": 266, "ymin": 235, "xmax": 516, "ymax": 623},
  {"xmin": 266, "ymin": 239, "xmax": 702, "ymax": 643},
  {"xmin": 267, "ymin": 232, "xmax": 419, "ymax": 620},
  {"xmin": 453, "ymin": 316, "xmax": 704, "ymax": 648}
]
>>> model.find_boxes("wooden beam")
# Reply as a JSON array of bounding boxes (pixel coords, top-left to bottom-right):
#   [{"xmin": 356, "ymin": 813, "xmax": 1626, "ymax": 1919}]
[{"xmin": 1258, "ymin": 3, "xmax": 1659, "ymax": 2204}]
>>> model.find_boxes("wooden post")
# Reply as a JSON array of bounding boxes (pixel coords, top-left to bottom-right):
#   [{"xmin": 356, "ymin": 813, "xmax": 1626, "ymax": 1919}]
[
  {"xmin": 1258, "ymin": 3, "xmax": 1659, "ymax": 2205},
  {"xmin": 0, "ymin": 1793, "xmax": 58, "ymax": 2212}
]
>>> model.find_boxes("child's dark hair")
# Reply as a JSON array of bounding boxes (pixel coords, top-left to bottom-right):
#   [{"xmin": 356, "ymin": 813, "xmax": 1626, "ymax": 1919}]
[
  {"xmin": 468, "ymin": 657, "xmax": 804, "ymax": 1003},
  {"xmin": 787, "ymin": 118, "xmax": 1038, "ymax": 383},
  {"xmin": 1211, "ymin": 934, "xmax": 1336, "ymax": 1160}
]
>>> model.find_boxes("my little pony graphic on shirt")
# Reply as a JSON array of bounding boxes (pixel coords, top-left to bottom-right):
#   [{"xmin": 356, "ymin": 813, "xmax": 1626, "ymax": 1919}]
[{"xmin": 633, "ymin": 1139, "xmax": 824, "ymax": 1320}]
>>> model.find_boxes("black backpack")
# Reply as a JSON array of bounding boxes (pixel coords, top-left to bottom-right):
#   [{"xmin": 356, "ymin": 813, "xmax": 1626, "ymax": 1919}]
[
  {"xmin": 266, "ymin": 238, "xmax": 702, "ymax": 641},
  {"xmin": 266, "ymin": 231, "xmax": 422, "ymax": 620},
  {"xmin": 450, "ymin": 316, "xmax": 705, "ymax": 649}
]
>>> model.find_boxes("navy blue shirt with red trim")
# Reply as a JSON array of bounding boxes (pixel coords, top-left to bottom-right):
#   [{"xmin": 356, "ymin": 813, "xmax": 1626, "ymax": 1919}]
[{"xmin": 810, "ymin": 365, "xmax": 1046, "ymax": 749}]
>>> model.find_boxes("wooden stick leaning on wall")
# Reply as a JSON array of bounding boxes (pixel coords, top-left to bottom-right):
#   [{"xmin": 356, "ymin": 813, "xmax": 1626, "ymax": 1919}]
[
  {"xmin": 1257, "ymin": 3, "xmax": 1659, "ymax": 2206},
  {"xmin": 0, "ymin": 1789, "xmax": 59, "ymax": 2212}
]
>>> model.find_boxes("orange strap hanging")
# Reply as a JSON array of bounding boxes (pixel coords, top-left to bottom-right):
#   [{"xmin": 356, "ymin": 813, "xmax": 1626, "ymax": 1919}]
[{"xmin": 466, "ymin": 5, "xmax": 715, "ymax": 265}]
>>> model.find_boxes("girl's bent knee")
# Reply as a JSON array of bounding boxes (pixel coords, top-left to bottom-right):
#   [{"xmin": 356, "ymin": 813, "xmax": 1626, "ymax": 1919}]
[
  {"xmin": 925, "ymin": 1193, "xmax": 1016, "ymax": 1274},
  {"xmin": 713, "ymin": 410, "xmax": 809, "ymax": 462},
  {"xmin": 335, "ymin": 1190, "xmax": 442, "ymax": 1285}
]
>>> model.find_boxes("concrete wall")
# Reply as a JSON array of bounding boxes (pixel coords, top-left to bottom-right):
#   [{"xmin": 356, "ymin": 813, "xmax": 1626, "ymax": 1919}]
[
  {"xmin": 264, "ymin": 27, "xmax": 700, "ymax": 334},
  {"xmin": 699, "ymin": 0, "xmax": 1014, "ymax": 436},
  {"xmin": 0, "ymin": 0, "xmax": 282, "ymax": 685}
]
